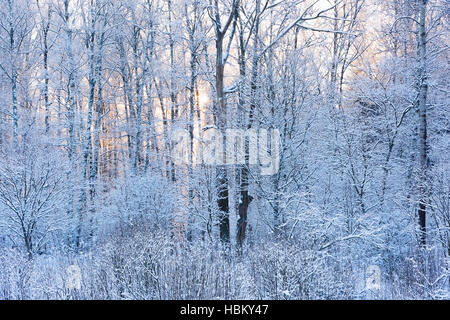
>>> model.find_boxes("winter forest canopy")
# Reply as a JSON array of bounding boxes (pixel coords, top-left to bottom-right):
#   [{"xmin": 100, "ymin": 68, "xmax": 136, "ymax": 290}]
[{"xmin": 0, "ymin": 0, "xmax": 448, "ymax": 300}]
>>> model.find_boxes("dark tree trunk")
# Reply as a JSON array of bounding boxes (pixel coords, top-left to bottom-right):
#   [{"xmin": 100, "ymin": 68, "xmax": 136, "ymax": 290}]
[{"xmin": 417, "ymin": 0, "xmax": 428, "ymax": 247}]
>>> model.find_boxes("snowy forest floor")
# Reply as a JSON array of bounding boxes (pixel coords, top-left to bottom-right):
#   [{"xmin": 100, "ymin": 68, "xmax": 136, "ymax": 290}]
[{"xmin": 1, "ymin": 224, "xmax": 448, "ymax": 300}]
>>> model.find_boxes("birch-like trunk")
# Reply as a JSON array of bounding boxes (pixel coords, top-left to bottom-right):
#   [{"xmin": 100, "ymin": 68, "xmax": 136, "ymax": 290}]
[{"xmin": 417, "ymin": 0, "xmax": 428, "ymax": 247}]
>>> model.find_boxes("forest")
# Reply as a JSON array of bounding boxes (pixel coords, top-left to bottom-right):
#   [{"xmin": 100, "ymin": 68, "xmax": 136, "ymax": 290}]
[{"xmin": 0, "ymin": 0, "xmax": 448, "ymax": 299}]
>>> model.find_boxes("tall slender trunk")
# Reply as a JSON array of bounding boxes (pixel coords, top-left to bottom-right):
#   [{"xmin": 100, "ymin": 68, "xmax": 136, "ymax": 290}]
[
  {"xmin": 144, "ymin": 18, "xmax": 156, "ymax": 173},
  {"xmin": 6, "ymin": 0, "xmax": 19, "ymax": 144},
  {"xmin": 215, "ymin": 31, "xmax": 230, "ymax": 243},
  {"xmin": 132, "ymin": 26, "xmax": 145, "ymax": 174},
  {"xmin": 237, "ymin": 0, "xmax": 260, "ymax": 247},
  {"xmin": 417, "ymin": 0, "xmax": 428, "ymax": 247},
  {"xmin": 155, "ymin": 79, "xmax": 175, "ymax": 181},
  {"xmin": 211, "ymin": 0, "xmax": 238, "ymax": 245},
  {"xmin": 42, "ymin": 7, "xmax": 51, "ymax": 134},
  {"xmin": 117, "ymin": 37, "xmax": 135, "ymax": 162},
  {"xmin": 77, "ymin": 6, "xmax": 97, "ymax": 248},
  {"xmin": 62, "ymin": 0, "xmax": 78, "ymax": 247},
  {"xmin": 90, "ymin": 21, "xmax": 107, "ymax": 201}
]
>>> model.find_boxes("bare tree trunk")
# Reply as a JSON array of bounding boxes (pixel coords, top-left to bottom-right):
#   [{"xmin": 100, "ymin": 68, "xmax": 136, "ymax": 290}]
[
  {"xmin": 216, "ymin": 34, "xmax": 229, "ymax": 244},
  {"xmin": 237, "ymin": 0, "xmax": 260, "ymax": 247},
  {"xmin": 155, "ymin": 78, "xmax": 175, "ymax": 181},
  {"xmin": 132, "ymin": 25, "xmax": 145, "ymax": 174},
  {"xmin": 63, "ymin": 0, "xmax": 79, "ymax": 248},
  {"xmin": 144, "ymin": 13, "xmax": 156, "ymax": 173},
  {"xmin": 185, "ymin": 0, "xmax": 200, "ymax": 240},
  {"xmin": 37, "ymin": 2, "xmax": 52, "ymax": 135},
  {"xmin": 117, "ymin": 36, "xmax": 135, "ymax": 162},
  {"xmin": 210, "ymin": 0, "xmax": 238, "ymax": 244},
  {"xmin": 417, "ymin": 0, "xmax": 428, "ymax": 247},
  {"xmin": 77, "ymin": 2, "xmax": 98, "ymax": 248}
]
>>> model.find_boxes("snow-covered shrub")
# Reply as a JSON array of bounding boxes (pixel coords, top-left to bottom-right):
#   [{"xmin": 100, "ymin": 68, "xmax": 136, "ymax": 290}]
[
  {"xmin": 98, "ymin": 173, "xmax": 178, "ymax": 235},
  {"xmin": 0, "ymin": 145, "xmax": 69, "ymax": 258},
  {"xmin": 91, "ymin": 228, "xmax": 254, "ymax": 299},
  {"xmin": 0, "ymin": 248, "xmax": 32, "ymax": 299},
  {"xmin": 247, "ymin": 240, "xmax": 354, "ymax": 299}
]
